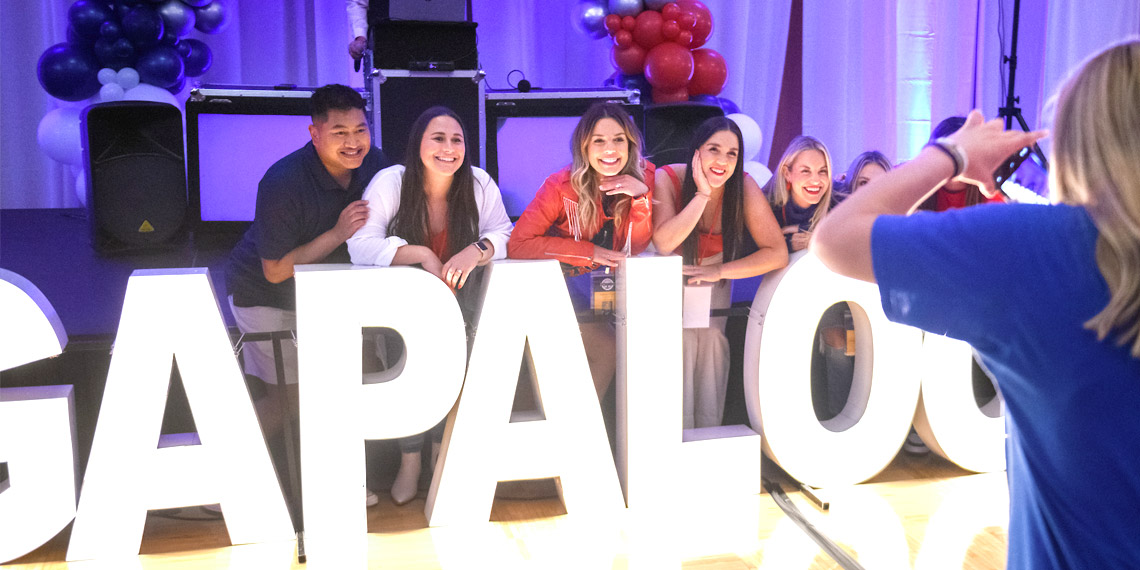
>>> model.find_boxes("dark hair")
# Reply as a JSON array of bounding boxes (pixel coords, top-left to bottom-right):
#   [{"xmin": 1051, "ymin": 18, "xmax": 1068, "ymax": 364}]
[
  {"xmin": 310, "ymin": 84, "xmax": 366, "ymax": 124},
  {"xmin": 388, "ymin": 106, "xmax": 479, "ymax": 260},
  {"xmin": 929, "ymin": 116, "xmax": 966, "ymax": 142},
  {"xmin": 920, "ymin": 116, "xmax": 987, "ymax": 210},
  {"xmin": 678, "ymin": 116, "xmax": 746, "ymax": 264}
]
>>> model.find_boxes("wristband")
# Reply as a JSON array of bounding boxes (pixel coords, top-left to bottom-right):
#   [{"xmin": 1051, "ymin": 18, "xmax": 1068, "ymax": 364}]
[
  {"xmin": 928, "ymin": 137, "xmax": 968, "ymax": 178},
  {"xmin": 472, "ymin": 240, "xmax": 490, "ymax": 261}
]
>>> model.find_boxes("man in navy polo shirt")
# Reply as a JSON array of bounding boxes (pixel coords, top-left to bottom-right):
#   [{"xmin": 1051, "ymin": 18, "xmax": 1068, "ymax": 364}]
[{"xmin": 226, "ymin": 84, "xmax": 387, "ymax": 430}]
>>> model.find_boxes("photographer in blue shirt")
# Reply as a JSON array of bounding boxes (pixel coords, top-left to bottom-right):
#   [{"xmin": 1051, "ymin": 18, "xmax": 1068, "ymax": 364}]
[{"xmin": 814, "ymin": 40, "xmax": 1140, "ymax": 569}]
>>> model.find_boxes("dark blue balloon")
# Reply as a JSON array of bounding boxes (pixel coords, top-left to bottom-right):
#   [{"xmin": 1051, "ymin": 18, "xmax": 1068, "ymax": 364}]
[
  {"xmin": 115, "ymin": 3, "xmax": 133, "ymax": 20},
  {"xmin": 181, "ymin": 0, "xmax": 213, "ymax": 7},
  {"xmin": 122, "ymin": 6, "xmax": 164, "ymax": 49},
  {"xmin": 94, "ymin": 37, "xmax": 137, "ymax": 69},
  {"xmin": 603, "ymin": 70, "xmax": 621, "ymax": 87},
  {"xmin": 617, "ymin": 73, "xmax": 653, "ymax": 100},
  {"xmin": 100, "ymin": 19, "xmax": 122, "ymax": 41},
  {"xmin": 717, "ymin": 97, "xmax": 740, "ymax": 115},
  {"xmin": 68, "ymin": 0, "xmax": 115, "ymax": 42},
  {"xmin": 167, "ymin": 74, "xmax": 187, "ymax": 94},
  {"xmin": 179, "ymin": 38, "xmax": 212, "ymax": 77},
  {"xmin": 136, "ymin": 45, "xmax": 184, "ymax": 88},
  {"xmin": 37, "ymin": 43, "xmax": 102, "ymax": 101},
  {"xmin": 176, "ymin": 40, "xmax": 192, "ymax": 58},
  {"xmin": 689, "ymin": 94, "xmax": 720, "ymax": 105},
  {"xmin": 160, "ymin": 28, "xmax": 179, "ymax": 45},
  {"xmin": 67, "ymin": 26, "xmax": 93, "ymax": 47}
]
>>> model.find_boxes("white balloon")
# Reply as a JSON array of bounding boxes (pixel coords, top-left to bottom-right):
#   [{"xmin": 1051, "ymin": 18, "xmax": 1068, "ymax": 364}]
[
  {"xmin": 97, "ymin": 68, "xmax": 118, "ymax": 86},
  {"xmin": 36, "ymin": 108, "xmax": 83, "ymax": 166},
  {"xmin": 122, "ymin": 83, "xmax": 179, "ymax": 107},
  {"xmin": 727, "ymin": 113, "xmax": 763, "ymax": 162},
  {"xmin": 743, "ymin": 160, "xmax": 772, "ymax": 187},
  {"xmin": 116, "ymin": 68, "xmax": 140, "ymax": 90},
  {"xmin": 75, "ymin": 170, "xmax": 88, "ymax": 207},
  {"xmin": 99, "ymin": 83, "xmax": 126, "ymax": 102}
]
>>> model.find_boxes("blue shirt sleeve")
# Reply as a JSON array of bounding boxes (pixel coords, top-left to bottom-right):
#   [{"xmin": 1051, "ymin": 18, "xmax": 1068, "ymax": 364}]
[{"xmin": 871, "ymin": 207, "xmax": 1008, "ymax": 345}]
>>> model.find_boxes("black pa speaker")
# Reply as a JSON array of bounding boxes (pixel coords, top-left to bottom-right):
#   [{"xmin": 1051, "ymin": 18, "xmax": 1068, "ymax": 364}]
[
  {"xmin": 369, "ymin": 20, "xmax": 478, "ymax": 70},
  {"xmin": 81, "ymin": 101, "xmax": 188, "ymax": 254},
  {"xmin": 644, "ymin": 102, "xmax": 725, "ymax": 167},
  {"xmin": 372, "ymin": 72, "xmax": 482, "ymax": 167}
]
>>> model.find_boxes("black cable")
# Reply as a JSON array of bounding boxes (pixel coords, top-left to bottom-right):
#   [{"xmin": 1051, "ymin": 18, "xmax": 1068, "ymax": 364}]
[{"xmin": 762, "ymin": 478, "xmax": 866, "ymax": 570}]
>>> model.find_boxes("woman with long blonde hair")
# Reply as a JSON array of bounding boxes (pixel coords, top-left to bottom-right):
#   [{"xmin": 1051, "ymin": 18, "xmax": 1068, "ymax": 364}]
[
  {"xmin": 765, "ymin": 135, "xmax": 836, "ymax": 252},
  {"xmin": 508, "ymin": 102, "xmax": 654, "ymax": 400},
  {"xmin": 814, "ymin": 40, "xmax": 1140, "ymax": 569}
]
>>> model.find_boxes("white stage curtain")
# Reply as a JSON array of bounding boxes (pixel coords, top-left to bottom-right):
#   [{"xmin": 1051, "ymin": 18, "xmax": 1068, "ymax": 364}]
[{"xmin": 799, "ymin": 0, "xmax": 1138, "ymax": 172}]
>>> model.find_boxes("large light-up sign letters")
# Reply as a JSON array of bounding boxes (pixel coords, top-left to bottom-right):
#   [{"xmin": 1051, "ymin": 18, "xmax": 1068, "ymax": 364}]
[
  {"xmin": 913, "ymin": 334, "xmax": 1005, "ymax": 473},
  {"xmin": 425, "ymin": 260, "xmax": 624, "ymax": 526},
  {"xmin": 0, "ymin": 251, "xmax": 1009, "ymax": 564},
  {"xmin": 294, "ymin": 265, "xmax": 467, "ymax": 558},
  {"xmin": 744, "ymin": 252, "xmax": 924, "ymax": 488},
  {"xmin": 67, "ymin": 269, "xmax": 292, "ymax": 562},
  {"xmin": 0, "ymin": 268, "xmax": 67, "ymax": 371},
  {"xmin": 0, "ymin": 385, "xmax": 78, "ymax": 563},
  {"xmin": 616, "ymin": 255, "xmax": 762, "ymax": 508}
]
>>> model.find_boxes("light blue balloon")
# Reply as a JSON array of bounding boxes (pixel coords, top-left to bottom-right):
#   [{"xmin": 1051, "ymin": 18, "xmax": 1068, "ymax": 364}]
[
  {"xmin": 97, "ymin": 68, "xmax": 118, "ymax": 86},
  {"xmin": 574, "ymin": 0, "xmax": 608, "ymax": 39},
  {"xmin": 99, "ymin": 82, "xmax": 126, "ymax": 102},
  {"xmin": 116, "ymin": 67, "xmax": 141, "ymax": 90},
  {"xmin": 607, "ymin": 0, "xmax": 643, "ymax": 18}
]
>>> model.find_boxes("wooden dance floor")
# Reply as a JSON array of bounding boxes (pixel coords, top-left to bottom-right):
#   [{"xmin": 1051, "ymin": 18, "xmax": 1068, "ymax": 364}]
[{"xmin": 7, "ymin": 453, "xmax": 1008, "ymax": 569}]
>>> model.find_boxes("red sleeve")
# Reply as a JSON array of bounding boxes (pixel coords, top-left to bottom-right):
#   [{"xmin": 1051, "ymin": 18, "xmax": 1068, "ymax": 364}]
[
  {"xmin": 624, "ymin": 162, "xmax": 656, "ymax": 255},
  {"xmin": 507, "ymin": 172, "xmax": 596, "ymax": 265}
]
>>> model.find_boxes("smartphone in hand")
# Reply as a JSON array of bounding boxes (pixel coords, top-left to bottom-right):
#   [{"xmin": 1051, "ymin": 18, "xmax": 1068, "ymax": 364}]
[{"xmin": 994, "ymin": 146, "xmax": 1050, "ymax": 204}]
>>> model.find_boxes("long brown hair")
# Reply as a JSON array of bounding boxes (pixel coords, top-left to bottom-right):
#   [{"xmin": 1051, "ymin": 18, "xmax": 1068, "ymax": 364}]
[
  {"xmin": 678, "ymin": 117, "xmax": 746, "ymax": 264},
  {"xmin": 388, "ymin": 106, "xmax": 479, "ymax": 260},
  {"xmin": 569, "ymin": 102, "xmax": 646, "ymax": 239}
]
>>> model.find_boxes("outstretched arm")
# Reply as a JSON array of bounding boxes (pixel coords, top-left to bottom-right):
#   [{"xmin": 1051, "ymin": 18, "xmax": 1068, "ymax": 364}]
[{"xmin": 812, "ymin": 110, "xmax": 1046, "ymax": 283}]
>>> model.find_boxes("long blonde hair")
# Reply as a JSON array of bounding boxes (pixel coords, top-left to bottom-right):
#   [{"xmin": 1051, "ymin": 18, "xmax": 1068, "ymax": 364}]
[
  {"xmin": 1052, "ymin": 39, "xmax": 1140, "ymax": 357},
  {"xmin": 765, "ymin": 135, "xmax": 834, "ymax": 231},
  {"xmin": 569, "ymin": 103, "xmax": 646, "ymax": 238}
]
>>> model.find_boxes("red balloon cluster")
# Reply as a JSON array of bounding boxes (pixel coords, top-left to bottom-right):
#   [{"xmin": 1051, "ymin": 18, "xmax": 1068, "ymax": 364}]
[{"xmin": 603, "ymin": 0, "xmax": 726, "ymax": 104}]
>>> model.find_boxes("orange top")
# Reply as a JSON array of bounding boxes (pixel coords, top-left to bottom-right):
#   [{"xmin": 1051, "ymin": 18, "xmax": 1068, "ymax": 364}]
[{"xmin": 662, "ymin": 165, "xmax": 723, "ymax": 264}]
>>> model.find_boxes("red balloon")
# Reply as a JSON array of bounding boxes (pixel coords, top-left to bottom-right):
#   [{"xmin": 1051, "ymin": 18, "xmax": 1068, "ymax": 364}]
[
  {"xmin": 632, "ymin": 10, "xmax": 664, "ymax": 50},
  {"xmin": 614, "ymin": 29, "xmax": 633, "ymax": 48},
  {"xmin": 676, "ymin": 30, "xmax": 693, "ymax": 47},
  {"xmin": 604, "ymin": 14, "xmax": 622, "ymax": 34},
  {"xmin": 661, "ymin": 2, "xmax": 681, "ymax": 20},
  {"xmin": 662, "ymin": 19, "xmax": 680, "ymax": 39},
  {"xmin": 677, "ymin": 12, "xmax": 696, "ymax": 29},
  {"xmin": 678, "ymin": 0, "xmax": 713, "ymax": 48},
  {"xmin": 611, "ymin": 43, "xmax": 648, "ymax": 75},
  {"xmin": 621, "ymin": 15, "xmax": 637, "ymax": 31},
  {"xmin": 653, "ymin": 85, "xmax": 690, "ymax": 104},
  {"xmin": 688, "ymin": 48, "xmax": 727, "ymax": 96},
  {"xmin": 643, "ymin": 42, "xmax": 693, "ymax": 91}
]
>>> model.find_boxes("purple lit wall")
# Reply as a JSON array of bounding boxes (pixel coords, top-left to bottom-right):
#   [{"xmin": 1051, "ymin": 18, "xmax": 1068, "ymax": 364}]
[
  {"xmin": 493, "ymin": 116, "xmax": 579, "ymax": 218},
  {"xmin": 195, "ymin": 114, "xmax": 313, "ymax": 222}
]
